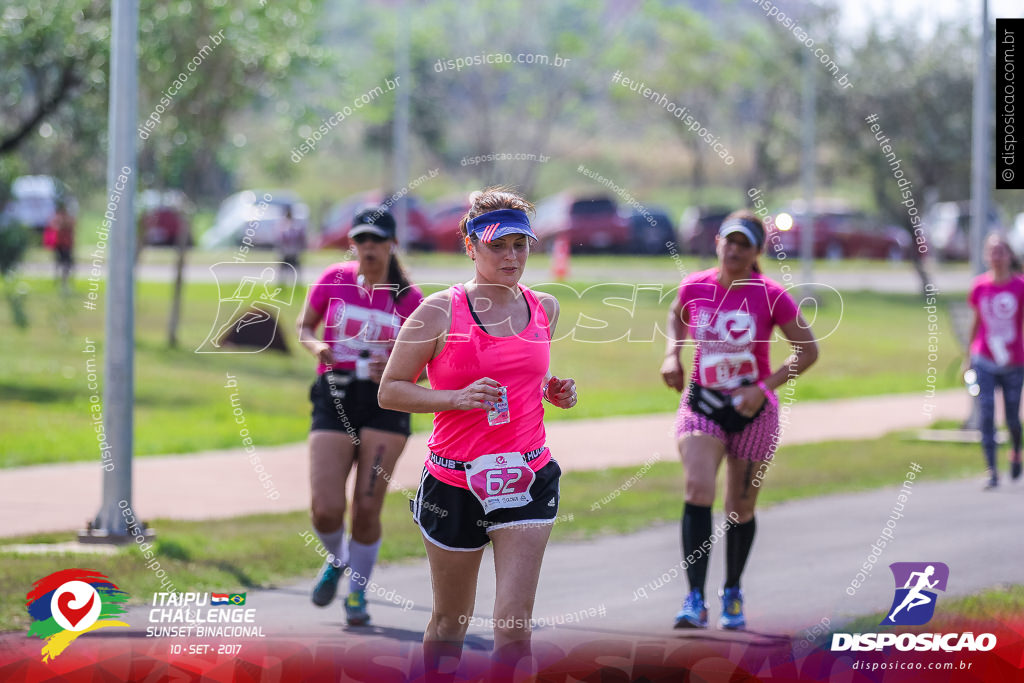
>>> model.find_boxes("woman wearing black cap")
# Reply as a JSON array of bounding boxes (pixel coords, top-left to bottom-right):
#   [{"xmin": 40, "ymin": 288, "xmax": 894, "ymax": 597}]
[
  {"xmin": 660, "ymin": 209, "xmax": 819, "ymax": 631},
  {"xmin": 296, "ymin": 206, "xmax": 424, "ymax": 626}
]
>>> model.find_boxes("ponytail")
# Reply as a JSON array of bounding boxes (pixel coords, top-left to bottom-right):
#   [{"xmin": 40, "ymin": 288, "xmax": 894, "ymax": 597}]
[{"xmin": 387, "ymin": 252, "xmax": 412, "ymax": 302}]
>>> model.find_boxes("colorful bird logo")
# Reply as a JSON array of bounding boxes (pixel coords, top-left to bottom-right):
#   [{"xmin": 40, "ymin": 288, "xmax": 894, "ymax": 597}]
[{"xmin": 26, "ymin": 569, "xmax": 129, "ymax": 662}]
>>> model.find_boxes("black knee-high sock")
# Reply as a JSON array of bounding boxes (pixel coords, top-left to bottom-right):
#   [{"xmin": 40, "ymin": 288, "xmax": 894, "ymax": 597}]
[
  {"xmin": 682, "ymin": 503, "xmax": 712, "ymax": 597},
  {"xmin": 725, "ymin": 517, "xmax": 757, "ymax": 589}
]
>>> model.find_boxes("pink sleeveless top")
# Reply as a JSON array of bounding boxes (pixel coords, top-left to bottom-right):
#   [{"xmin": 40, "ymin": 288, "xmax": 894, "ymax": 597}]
[{"xmin": 425, "ymin": 283, "xmax": 552, "ymax": 488}]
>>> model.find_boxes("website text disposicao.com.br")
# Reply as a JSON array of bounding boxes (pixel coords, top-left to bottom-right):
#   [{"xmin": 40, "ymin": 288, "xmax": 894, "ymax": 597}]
[{"xmin": 434, "ymin": 51, "xmax": 571, "ymax": 72}]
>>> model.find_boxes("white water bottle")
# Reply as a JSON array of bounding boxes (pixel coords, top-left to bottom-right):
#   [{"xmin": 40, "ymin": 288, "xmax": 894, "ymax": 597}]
[{"xmin": 356, "ymin": 350, "xmax": 371, "ymax": 380}]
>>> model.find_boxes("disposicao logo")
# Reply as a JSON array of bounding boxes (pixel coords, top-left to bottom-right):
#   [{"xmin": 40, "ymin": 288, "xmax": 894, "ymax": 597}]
[
  {"xmin": 882, "ymin": 561, "xmax": 949, "ymax": 626},
  {"xmin": 832, "ymin": 561, "xmax": 996, "ymax": 653},
  {"xmin": 26, "ymin": 569, "xmax": 129, "ymax": 662}
]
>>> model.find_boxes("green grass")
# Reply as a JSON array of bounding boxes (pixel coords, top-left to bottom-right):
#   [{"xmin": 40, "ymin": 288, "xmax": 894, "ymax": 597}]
[
  {"xmin": 0, "ymin": 428, "xmax": 982, "ymax": 631},
  {"xmin": 3, "ymin": 267, "xmax": 963, "ymax": 466}
]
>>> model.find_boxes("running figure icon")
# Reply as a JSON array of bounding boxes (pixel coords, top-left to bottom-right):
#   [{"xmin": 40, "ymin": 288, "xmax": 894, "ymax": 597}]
[
  {"xmin": 196, "ymin": 263, "xmax": 296, "ymax": 353},
  {"xmin": 886, "ymin": 565, "xmax": 938, "ymax": 623}
]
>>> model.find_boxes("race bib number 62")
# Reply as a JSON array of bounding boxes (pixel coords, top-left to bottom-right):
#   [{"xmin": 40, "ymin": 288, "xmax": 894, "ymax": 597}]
[{"xmin": 465, "ymin": 452, "xmax": 535, "ymax": 514}]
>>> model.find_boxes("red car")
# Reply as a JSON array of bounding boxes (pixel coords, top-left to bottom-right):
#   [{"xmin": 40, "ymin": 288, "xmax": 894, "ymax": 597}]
[
  {"xmin": 137, "ymin": 190, "xmax": 193, "ymax": 246},
  {"xmin": 318, "ymin": 191, "xmax": 435, "ymax": 250},
  {"xmin": 766, "ymin": 201, "xmax": 908, "ymax": 261},
  {"xmin": 427, "ymin": 197, "xmax": 472, "ymax": 252},
  {"xmin": 678, "ymin": 206, "xmax": 731, "ymax": 256},
  {"xmin": 533, "ymin": 192, "xmax": 631, "ymax": 252}
]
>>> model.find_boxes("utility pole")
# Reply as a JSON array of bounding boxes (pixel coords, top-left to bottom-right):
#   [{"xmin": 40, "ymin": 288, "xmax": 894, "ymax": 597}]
[
  {"xmin": 391, "ymin": 0, "xmax": 411, "ymax": 249},
  {"xmin": 81, "ymin": 0, "xmax": 141, "ymax": 543},
  {"xmin": 800, "ymin": 16, "xmax": 817, "ymax": 294},
  {"xmin": 970, "ymin": 0, "xmax": 992, "ymax": 275}
]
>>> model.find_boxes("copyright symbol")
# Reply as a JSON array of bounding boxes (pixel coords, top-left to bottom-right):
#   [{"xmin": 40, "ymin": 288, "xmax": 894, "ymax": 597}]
[{"xmin": 1003, "ymin": 168, "xmax": 1015, "ymax": 182}]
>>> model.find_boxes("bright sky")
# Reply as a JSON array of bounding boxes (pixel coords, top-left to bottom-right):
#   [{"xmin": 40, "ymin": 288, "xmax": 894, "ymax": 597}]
[{"xmin": 840, "ymin": 0, "xmax": 1024, "ymax": 38}]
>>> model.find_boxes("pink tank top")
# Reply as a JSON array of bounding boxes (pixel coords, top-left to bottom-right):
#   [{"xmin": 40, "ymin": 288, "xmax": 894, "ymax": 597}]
[{"xmin": 425, "ymin": 283, "xmax": 552, "ymax": 489}]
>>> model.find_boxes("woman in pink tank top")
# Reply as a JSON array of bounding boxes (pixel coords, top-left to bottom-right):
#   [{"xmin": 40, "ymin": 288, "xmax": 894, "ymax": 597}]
[{"xmin": 379, "ymin": 187, "xmax": 577, "ymax": 677}]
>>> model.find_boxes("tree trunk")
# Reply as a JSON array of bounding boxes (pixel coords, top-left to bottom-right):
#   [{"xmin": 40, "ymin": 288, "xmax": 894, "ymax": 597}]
[{"xmin": 167, "ymin": 216, "xmax": 189, "ymax": 348}]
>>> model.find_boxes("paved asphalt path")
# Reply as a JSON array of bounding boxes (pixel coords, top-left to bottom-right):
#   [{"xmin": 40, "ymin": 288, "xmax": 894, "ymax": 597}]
[{"xmin": 114, "ymin": 474, "xmax": 1024, "ymax": 645}]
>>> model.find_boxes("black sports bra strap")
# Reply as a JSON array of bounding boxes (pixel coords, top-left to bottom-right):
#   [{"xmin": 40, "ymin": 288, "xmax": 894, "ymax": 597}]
[{"xmin": 464, "ymin": 286, "xmax": 531, "ymax": 334}]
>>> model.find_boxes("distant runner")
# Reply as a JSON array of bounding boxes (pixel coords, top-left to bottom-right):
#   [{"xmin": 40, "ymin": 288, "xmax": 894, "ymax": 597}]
[
  {"xmin": 966, "ymin": 233, "xmax": 1024, "ymax": 489},
  {"xmin": 661, "ymin": 209, "xmax": 819, "ymax": 630},
  {"xmin": 296, "ymin": 206, "xmax": 423, "ymax": 626}
]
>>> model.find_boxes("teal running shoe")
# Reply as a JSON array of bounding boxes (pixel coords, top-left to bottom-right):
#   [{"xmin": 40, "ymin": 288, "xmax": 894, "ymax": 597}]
[
  {"xmin": 311, "ymin": 559, "xmax": 343, "ymax": 607},
  {"xmin": 345, "ymin": 589, "xmax": 370, "ymax": 626}
]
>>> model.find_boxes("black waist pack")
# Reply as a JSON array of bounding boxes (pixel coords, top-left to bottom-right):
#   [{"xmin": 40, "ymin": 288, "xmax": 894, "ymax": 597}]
[{"xmin": 686, "ymin": 381, "xmax": 766, "ymax": 434}]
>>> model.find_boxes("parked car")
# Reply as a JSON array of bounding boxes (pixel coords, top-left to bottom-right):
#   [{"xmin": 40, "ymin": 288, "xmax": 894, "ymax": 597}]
[
  {"xmin": 532, "ymin": 192, "xmax": 631, "ymax": 252},
  {"xmin": 925, "ymin": 201, "xmax": 1004, "ymax": 262},
  {"xmin": 137, "ymin": 190, "xmax": 193, "ymax": 246},
  {"xmin": 0, "ymin": 175, "xmax": 76, "ymax": 235},
  {"xmin": 201, "ymin": 190, "xmax": 309, "ymax": 249},
  {"xmin": 628, "ymin": 207, "xmax": 675, "ymax": 254},
  {"xmin": 318, "ymin": 191, "xmax": 434, "ymax": 250},
  {"xmin": 766, "ymin": 200, "xmax": 908, "ymax": 260},
  {"xmin": 677, "ymin": 206, "xmax": 731, "ymax": 256},
  {"xmin": 427, "ymin": 196, "xmax": 472, "ymax": 252}
]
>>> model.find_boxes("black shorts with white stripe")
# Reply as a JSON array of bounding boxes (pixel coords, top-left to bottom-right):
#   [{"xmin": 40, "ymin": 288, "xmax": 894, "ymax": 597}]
[{"xmin": 411, "ymin": 460, "xmax": 561, "ymax": 551}]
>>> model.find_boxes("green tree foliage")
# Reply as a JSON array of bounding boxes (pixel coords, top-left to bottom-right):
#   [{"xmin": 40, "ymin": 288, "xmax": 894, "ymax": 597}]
[
  {"xmin": 375, "ymin": 0, "xmax": 621, "ymax": 195},
  {"xmin": 136, "ymin": 0, "xmax": 328, "ymax": 202},
  {"xmin": 831, "ymin": 20, "xmax": 974, "ymax": 216},
  {"xmin": 0, "ymin": 1, "xmax": 110, "ymax": 194},
  {"xmin": 1, "ymin": 1, "xmax": 328, "ymax": 203}
]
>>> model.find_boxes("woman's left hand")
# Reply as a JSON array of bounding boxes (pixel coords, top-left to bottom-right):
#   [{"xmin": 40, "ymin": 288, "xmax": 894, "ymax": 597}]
[
  {"xmin": 545, "ymin": 376, "xmax": 577, "ymax": 409},
  {"xmin": 732, "ymin": 383, "xmax": 767, "ymax": 417}
]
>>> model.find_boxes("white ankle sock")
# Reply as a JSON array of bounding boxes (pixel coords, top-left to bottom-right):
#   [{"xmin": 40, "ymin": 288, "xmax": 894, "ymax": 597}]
[
  {"xmin": 315, "ymin": 526, "xmax": 348, "ymax": 568},
  {"xmin": 348, "ymin": 538, "xmax": 382, "ymax": 593}
]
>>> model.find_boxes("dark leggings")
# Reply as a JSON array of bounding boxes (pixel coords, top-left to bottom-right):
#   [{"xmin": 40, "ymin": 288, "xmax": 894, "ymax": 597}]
[{"xmin": 975, "ymin": 357, "xmax": 1024, "ymax": 472}]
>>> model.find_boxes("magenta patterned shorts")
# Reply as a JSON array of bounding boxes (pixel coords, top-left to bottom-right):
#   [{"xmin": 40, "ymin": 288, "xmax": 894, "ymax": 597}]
[{"xmin": 674, "ymin": 384, "xmax": 781, "ymax": 461}]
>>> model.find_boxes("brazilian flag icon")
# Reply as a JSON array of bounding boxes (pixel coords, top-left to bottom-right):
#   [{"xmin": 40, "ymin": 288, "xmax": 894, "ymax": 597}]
[{"xmin": 228, "ymin": 593, "xmax": 246, "ymax": 606}]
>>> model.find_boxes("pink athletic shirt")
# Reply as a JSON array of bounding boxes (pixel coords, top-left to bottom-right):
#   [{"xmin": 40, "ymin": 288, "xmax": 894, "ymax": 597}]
[
  {"xmin": 968, "ymin": 273, "xmax": 1024, "ymax": 366},
  {"xmin": 425, "ymin": 283, "xmax": 552, "ymax": 489},
  {"xmin": 306, "ymin": 261, "xmax": 423, "ymax": 374},
  {"xmin": 677, "ymin": 268, "xmax": 800, "ymax": 390}
]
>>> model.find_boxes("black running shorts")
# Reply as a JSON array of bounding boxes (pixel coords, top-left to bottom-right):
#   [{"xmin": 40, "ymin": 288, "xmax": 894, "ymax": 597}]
[
  {"xmin": 309, "ymin": 370, "xmax": 411, "ymax": 437},
  {"xmin": 411, "ymin": 459, "xmax": 561, "ymax": 551}
]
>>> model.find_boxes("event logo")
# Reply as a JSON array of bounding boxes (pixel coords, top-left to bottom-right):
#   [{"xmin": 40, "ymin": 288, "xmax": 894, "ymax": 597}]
[
  {"xmin": 26, "ymin": 569, "xmax": 129, "ymax": 662},
  {"xmin": 882, "ymin": 562, "xmax": 949, "ymax": 626},
  {"xmin": 832, "ymin": 561, "xmax": 995, "ymax": 652}
]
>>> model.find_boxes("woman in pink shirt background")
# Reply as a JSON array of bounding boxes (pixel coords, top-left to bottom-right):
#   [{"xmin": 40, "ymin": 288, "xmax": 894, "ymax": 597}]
[
  {"xmin": 379, "ymin": 187, "xmax": 576, "ymax": 677},
  {"xmin": 967, "ymin": 233, "xmax": 1024, "ymax": 489},
  {"xmin": 296, "ymin": 206, "xmax": 423, "ymax": 626},
  {"xmin": 661, "ymin": 209, "xmax": 819, "ymax": 631}
]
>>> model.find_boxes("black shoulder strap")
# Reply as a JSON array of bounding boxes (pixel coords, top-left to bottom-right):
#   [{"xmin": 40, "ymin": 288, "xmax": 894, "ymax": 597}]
[{"xmin": 464, "ymin": 287, "xmax": 531, "ymax": 333}]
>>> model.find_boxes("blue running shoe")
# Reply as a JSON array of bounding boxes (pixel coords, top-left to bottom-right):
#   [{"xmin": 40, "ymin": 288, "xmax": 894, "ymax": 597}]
[
  {"xmin": 311, "ymin": 559, "xmax": 343, "ymax": 607},
  {"xmin": 345, "ymin": 590, "xmax": 370, "ymax": 626},
  {"xmin": 673, "ymin": 589, "xmax": 708, "ymax": 629},
  {"xmin": 719, "ymin": 587, "xmax": 746, "ymax": 630}
]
